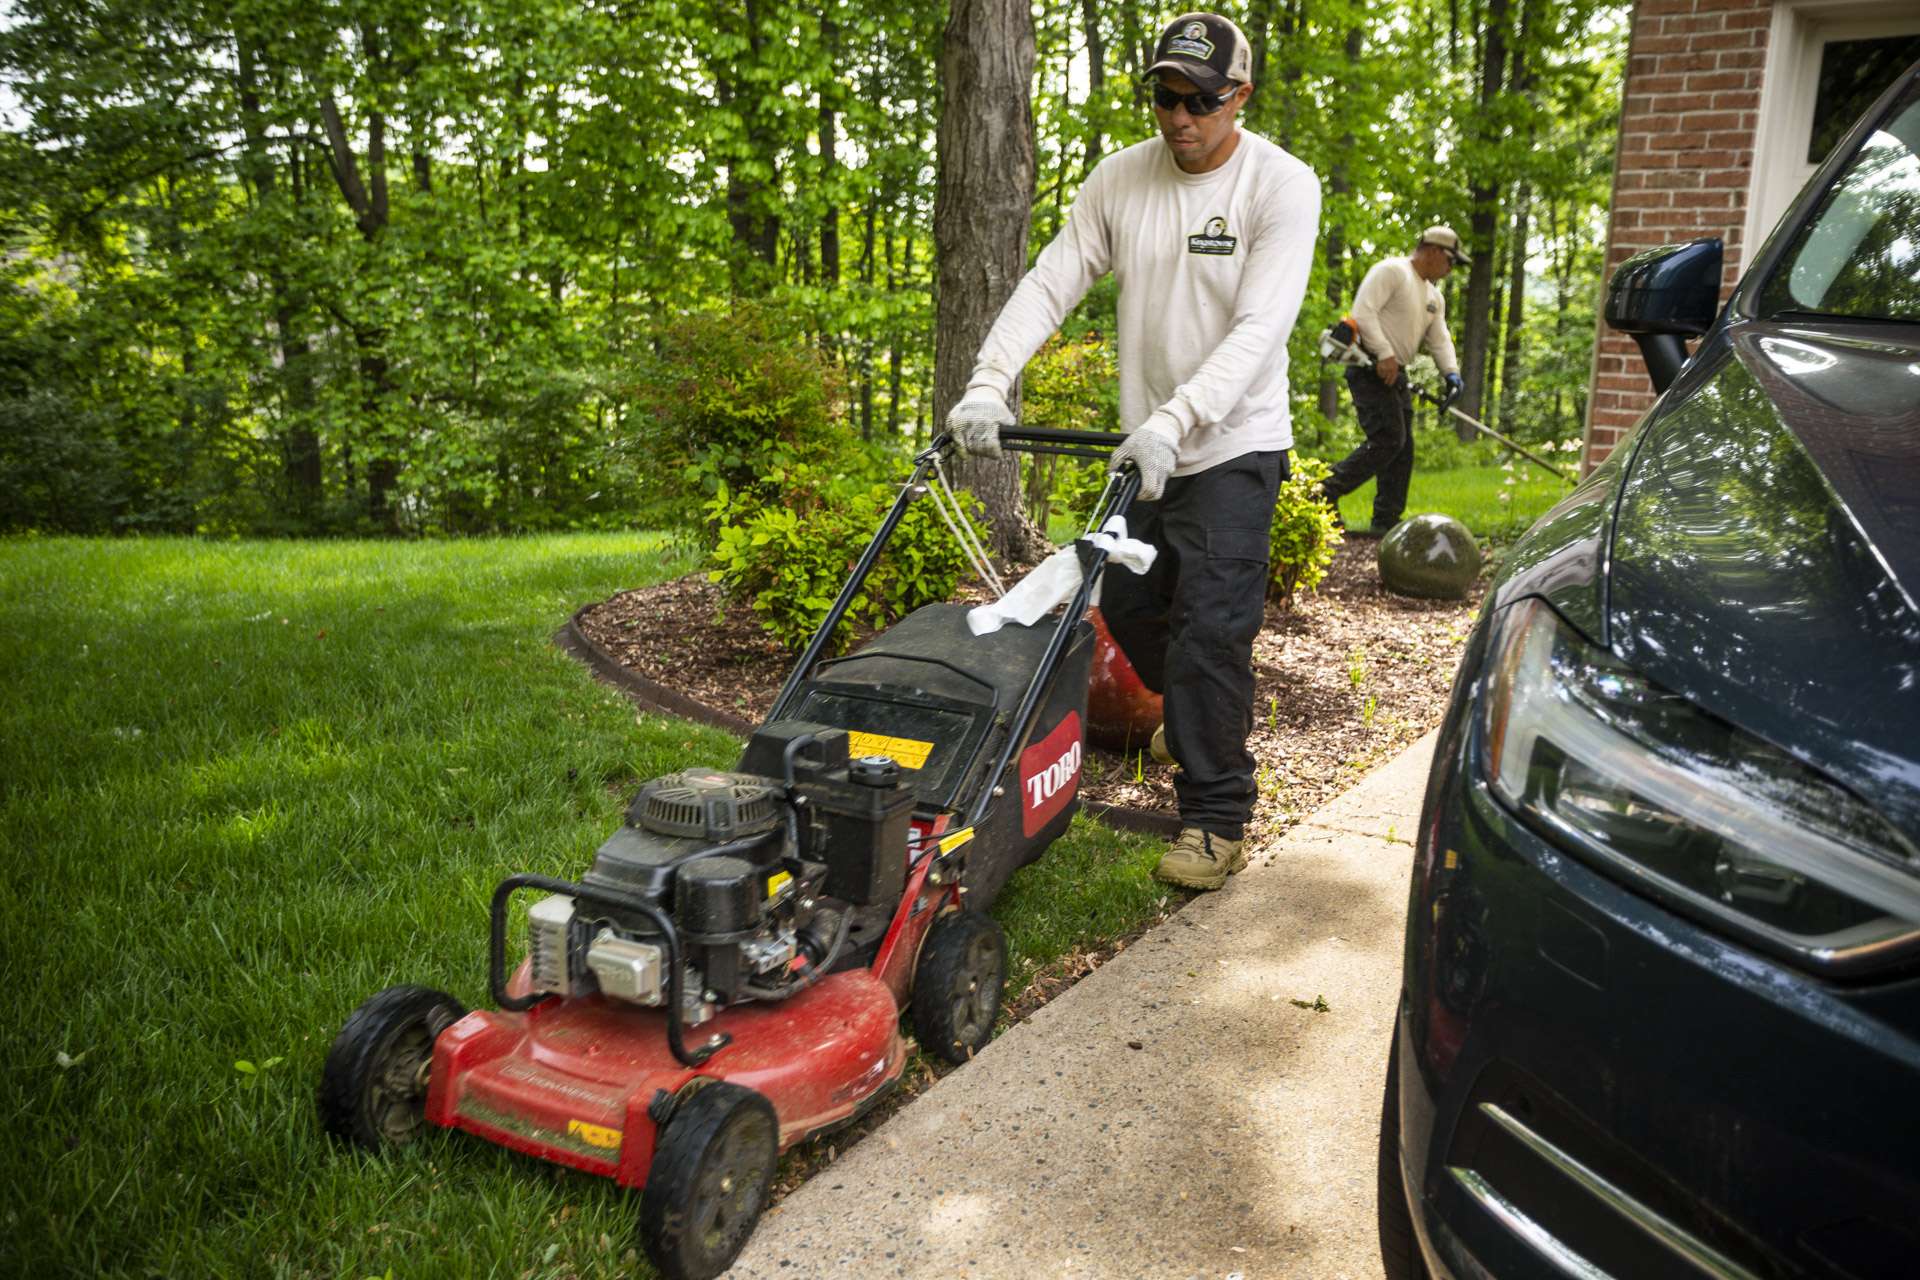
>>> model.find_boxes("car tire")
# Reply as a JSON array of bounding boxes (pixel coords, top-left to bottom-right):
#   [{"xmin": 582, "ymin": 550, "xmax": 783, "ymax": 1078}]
[
  {"xmin": 317, "ymin": 984, "xmax": 467, "ymax": 1151},
  {"xmin": 1378, "ymin": 1017, "xmax": 1430, "ymax": 1280},
  {"xmin": 910, "ymin": 910, "xmax": 1006, "ymax": 1064},
  {"xmin": 639, "ymin": 1081, "xmax": 779, "ymax": 1280}
]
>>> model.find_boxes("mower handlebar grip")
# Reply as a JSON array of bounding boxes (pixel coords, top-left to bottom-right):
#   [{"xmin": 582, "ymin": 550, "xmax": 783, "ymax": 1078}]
[{"xmin": 996, "ymin": 425, "xmax": 1128, "ymax": 451}]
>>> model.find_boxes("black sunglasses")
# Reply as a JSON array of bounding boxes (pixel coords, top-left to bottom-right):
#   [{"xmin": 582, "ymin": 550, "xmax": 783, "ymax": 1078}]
[{"xmin": 1152, "ymin": 82, "xmax": 1239, "ymax": 116}]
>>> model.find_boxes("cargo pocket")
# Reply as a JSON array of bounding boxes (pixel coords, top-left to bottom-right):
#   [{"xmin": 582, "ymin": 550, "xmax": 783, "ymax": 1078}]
[
  {"xmin": 1194, "ymin": 526, "xmax": 1272, "ymax": 647},
  {"xmin": 1206, "ymin": 527, "xmax": 1270, "ymax": 565}
]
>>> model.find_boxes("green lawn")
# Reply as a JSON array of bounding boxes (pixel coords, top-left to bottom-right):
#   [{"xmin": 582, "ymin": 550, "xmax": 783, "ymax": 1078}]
[
  {"xmin": 2, "ymin": 533, "xmax": 1153, "ymax": 1279},
  {"xmin": 1045, "ymin": 457, "xmax": 1574, "ymax": 546},
  {"xmin": 1317, "ymin": 455, "xmax": 1575, "ymax": 541}
]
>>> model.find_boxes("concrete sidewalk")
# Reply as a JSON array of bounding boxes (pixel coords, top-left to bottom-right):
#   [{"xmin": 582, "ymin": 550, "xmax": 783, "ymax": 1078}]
[{"xmin": 729, "ymin": 731, "xmax": 1437, "ymax": 1280}]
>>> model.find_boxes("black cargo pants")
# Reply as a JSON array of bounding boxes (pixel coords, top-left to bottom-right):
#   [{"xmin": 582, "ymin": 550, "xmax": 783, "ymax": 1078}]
[
  {"xmin": 1323, "ymin": 366, "xmax": 1415, "ymax": 528},
  {"xmin": 1102, "ymin": 449, "xmax": 1286, "ymax": 841}
]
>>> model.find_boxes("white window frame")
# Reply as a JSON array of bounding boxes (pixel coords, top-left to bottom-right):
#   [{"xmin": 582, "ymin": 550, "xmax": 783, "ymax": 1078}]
[{"xmin": 1743, "ymin": 0, "xmax": 1920, "ymax": 267}]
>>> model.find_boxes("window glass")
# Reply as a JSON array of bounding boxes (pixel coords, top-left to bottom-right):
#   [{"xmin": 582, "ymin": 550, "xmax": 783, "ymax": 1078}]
[
  {"xmin": 1758, "ymin": 86, "xmax": 1920, "ymax": 323},
  {"xmin": 1810, "ymin": 35, "xmax": 1920, "ymax": 163}
]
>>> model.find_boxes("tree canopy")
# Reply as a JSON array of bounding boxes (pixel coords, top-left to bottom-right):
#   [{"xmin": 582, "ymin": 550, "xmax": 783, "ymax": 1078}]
[{"xmin": 0, "ymin": 0, "xmax": 1625, "ymax": 536}]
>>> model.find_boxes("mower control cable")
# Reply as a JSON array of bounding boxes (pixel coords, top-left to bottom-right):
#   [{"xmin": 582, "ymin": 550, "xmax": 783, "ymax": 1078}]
[{"xmin": 928, "ymin": 449, "xmax": 1007, "ymax": 597}]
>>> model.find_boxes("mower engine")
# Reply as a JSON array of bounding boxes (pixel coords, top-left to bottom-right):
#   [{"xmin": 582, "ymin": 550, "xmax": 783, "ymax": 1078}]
[{"xmin": 518, "ymin": 726, "xmax": 915, "ymax": 1025}]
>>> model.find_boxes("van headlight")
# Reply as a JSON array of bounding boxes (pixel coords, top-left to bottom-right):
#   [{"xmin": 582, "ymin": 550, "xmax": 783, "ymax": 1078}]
[{"xmin": 1482, "ymin": 599, "xmax": 1920, "ymax": 975}]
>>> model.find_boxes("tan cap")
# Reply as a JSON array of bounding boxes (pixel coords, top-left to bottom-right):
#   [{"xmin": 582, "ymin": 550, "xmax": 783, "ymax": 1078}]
[{"xmin": 1419, "ymin": 225, "xmax": 1471, "ymax": 266}]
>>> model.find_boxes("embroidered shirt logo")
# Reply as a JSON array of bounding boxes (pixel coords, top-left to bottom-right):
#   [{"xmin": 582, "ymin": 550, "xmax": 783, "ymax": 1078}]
[
  {"xmin": 1188, "ymin": 216, "xmax": 1236, "ymax": 256},
  {"xmin": 1168, "ymin": 21, "xmax": 1215, "ymax": 60}
]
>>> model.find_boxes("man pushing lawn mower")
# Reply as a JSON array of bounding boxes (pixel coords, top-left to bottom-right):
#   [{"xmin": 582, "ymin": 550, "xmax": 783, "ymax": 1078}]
[
  {"xmin": 947, "ymin": 11, "xmax": 1321, "ymax": 891},
  {"xmin": 320, "ymin": 430, "xmax": 1149, "ymax": 1280}
]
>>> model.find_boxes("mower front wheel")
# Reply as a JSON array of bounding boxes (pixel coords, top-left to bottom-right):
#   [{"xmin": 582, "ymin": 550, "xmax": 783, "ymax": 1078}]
[
  {"xmin": 640, "ymin": 1081, "xmax": 779, "ymax": 1280},
  {"xmin": 317, "ymin": 984, "xmax": 466, "ymax": 1151},
  {"xmin": 911, "ymin": 910, "xmax": 1007, "ymax": 1064}
]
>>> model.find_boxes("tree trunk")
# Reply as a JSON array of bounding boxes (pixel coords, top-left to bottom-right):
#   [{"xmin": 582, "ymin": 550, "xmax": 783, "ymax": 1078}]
[
  {"xmin": 722, "ymin": 0, "xmax": 781, "ymax": 294},
  {"xmin": 319, "ymin": 49, "xmax": 400, "ymax": 528},
  {"xmin": 1497, "ymin": 181, "xmax": 1530, "ymax": 431},
  {"xmin": 935, "ymin": 0, "xmax": 1047, "ymax": 563},
  {"xmin": 1080, "ymin": 0, "xmax": 1105, "ymax": 175},
  {"xmin": 1455, "ymin": 0, "xmax": 1509, "ymax": 436},
  {"xmin": 237, "ymin": 35, "xmax": 322, "ymax": 520},
  {"xmin": 819, "ymin": 15, "xmax": 841, "ymax": 291},
  {"xmin": 1318, "ymin": 26, "xmax": 1363, "ymax": 424},
  {"xmin": 888, "ymin": 205, "xmax": 909, "ymax": 437}
]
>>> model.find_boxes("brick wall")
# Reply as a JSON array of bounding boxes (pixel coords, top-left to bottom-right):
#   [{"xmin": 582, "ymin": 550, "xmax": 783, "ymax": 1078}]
[{"xmin": 1584, "ymin": 0, "xmax": 1772, "ymax": 471}]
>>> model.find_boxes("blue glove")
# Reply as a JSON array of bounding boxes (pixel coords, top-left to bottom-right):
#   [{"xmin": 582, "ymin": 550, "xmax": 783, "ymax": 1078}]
[{"xmin": 1442, "ymin": 373, "xmax": 1464, "ymax": 409}]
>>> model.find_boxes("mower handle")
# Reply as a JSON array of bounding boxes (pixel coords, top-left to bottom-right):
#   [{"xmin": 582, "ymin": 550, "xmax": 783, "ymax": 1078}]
[{"xmin": 996, "ymin": 425, "xmax": 1128, "ymax": 455}]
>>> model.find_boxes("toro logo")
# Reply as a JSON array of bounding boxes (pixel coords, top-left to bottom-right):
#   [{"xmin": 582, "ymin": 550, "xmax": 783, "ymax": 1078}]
[{"xmin": 1018, "ymin": 711, "xmax": 1083, "ymax": 837}]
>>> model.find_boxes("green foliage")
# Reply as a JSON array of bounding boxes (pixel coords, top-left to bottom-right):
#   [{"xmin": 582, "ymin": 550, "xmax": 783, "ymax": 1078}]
[
  {"xmin": 1018, "ymin": 336, "xmax": 1119, "ymax": 531},
  {"xmin": 0, "ymin": 0, "xmax": 1624, "ymax": 537},
  {"xmin": 707, "ymin": 471, "xmax": 985, "ymax": 653},
  {"xmin": 1269, "ymin": 455, "xmax": 1345, "ymax": 606},
  {"xmin": 623, "ymin": 305, "xmax": 851, "ymax": 542}
]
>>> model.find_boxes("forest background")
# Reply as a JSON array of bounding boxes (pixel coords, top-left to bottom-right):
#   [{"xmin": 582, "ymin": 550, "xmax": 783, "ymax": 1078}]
[{"xmin": 0, "ymin": 0, "xmax": 1626, "ymax": 540}]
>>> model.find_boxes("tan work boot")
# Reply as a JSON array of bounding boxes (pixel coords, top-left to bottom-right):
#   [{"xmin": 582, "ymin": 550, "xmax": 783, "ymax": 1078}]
[
  {"xmin": 1151, "ymin": 827, "xmax": 1248, "ymax": 891},
  {"xmin": 1149, "ymin": 722, "xmax": 1174, "ymax": 766}
]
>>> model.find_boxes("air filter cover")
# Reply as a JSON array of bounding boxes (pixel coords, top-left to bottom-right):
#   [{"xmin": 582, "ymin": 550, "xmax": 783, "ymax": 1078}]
[{"xmin": 632, "ymin": 771, "xmax": 782, "ymax": 841}]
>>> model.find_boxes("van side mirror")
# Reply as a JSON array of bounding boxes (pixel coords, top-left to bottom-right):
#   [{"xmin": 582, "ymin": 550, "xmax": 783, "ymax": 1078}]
[{"xmin": 1605, "ymin": 238, "xmax": 1722, "ymax": 394}]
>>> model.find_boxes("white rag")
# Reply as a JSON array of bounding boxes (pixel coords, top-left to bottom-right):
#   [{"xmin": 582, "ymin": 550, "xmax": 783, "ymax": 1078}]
[{"xmin": 966, "ymin": 517, "xmax": 1158, "ymax": 636}]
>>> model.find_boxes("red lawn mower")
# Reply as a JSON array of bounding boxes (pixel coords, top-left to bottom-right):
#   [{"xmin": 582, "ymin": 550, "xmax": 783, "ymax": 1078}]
[{"xmin": 319, "ymin": 428, "xmax": 1137, "ymax": 1280}]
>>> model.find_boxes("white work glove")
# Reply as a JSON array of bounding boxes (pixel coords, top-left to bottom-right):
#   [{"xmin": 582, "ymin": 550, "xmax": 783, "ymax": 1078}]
[
  {"xmin": 1108, "ymin": 413, "xmax": 1181, "ymax": 502},
  {"xmin": 945, "ymin": 387, "xmax": 1016, "ymax": 458}
]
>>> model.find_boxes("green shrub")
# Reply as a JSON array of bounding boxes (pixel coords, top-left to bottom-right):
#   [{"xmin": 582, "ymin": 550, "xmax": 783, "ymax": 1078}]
[
  {"xmin": 707, "ymin": 471, "xmax": 986, "ymax": 654},
  {"xmin": 1269, "ymin": 455, "xmax": 1344, "ymax": 606},
  {"xmin": 623, "ymin": 303, "xmax": 847, "ymax": 542},
  {"xmin": 1022, "ymin": 336, "xmax": 1120, "ymax": 531}
]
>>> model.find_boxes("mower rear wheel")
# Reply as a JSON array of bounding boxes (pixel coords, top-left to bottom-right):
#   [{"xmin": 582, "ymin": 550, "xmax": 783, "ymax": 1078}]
[
  {"xmin": 317, "ymin": 984, "xmax": 466, "ymax": 1151},
  {"xmin": 911, "ymin": 910, "xmax": 1007, "ymax": 1064},
  {"xmin": 640, "ymin": 1081, "xmax": 779, "ymax": 1280}
]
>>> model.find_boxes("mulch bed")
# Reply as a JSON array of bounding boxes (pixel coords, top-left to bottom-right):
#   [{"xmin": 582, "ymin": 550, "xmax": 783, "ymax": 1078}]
[{"xmin": 575, "ymin": 538, "xmax": 1484, "ymax": 845}]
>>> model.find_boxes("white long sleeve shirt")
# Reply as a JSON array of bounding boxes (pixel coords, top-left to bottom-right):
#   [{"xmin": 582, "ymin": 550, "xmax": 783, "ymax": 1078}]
[
  {"xmin": 964, "ymin": 130, "xmax": 1321, "ymax": 475},
  {"xmin": 1350, "ymin": 256, "xmax": 1459, "ymax": 374}
]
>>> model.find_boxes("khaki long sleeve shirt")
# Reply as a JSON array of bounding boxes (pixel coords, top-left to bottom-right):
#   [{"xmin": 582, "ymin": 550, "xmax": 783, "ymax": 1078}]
[{"xmin": 1350, "ymin": 256, "xmax": 1458, "ymax": 375}]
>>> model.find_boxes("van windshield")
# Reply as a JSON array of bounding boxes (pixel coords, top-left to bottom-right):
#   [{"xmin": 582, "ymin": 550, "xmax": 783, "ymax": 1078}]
[{"xmin": 1757, "ymin": 84, "xmax": 1920, "ymax": 324}]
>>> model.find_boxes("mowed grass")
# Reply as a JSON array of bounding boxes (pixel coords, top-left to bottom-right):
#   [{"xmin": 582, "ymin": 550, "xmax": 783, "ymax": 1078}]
[
  {"xmin": 1, "ymin": 533, "xmax": 1154, "ymax": 1279},
  {"xmin": 1320, "ymin": 456, "xmax": 1575, "ymax": 541}
]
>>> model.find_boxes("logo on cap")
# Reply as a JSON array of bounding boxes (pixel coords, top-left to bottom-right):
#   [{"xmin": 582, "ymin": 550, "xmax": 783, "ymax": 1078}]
[{"xmin": 1168, "ymin": 21, "xmax": 1215, "ymax": 60}]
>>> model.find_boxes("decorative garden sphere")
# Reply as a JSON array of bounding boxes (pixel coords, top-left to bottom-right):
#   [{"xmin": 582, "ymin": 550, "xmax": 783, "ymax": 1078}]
[
  {"xmin": 1377, "ymin": 513, "xmax": 1483, "ymax": 600},
  {"xmin": 1085, "ymin": 606, "xmax": 1163, "ymax": 751}
]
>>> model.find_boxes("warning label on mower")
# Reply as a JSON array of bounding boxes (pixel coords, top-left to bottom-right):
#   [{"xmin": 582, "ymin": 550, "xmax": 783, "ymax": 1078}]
[
  {"xmin": 847, "ymin": 731, "xmax": 933, "ymax": 770},
  {"xmin": 1019, "ymin": 712, "xmax": 1083, "ymax": 837}
]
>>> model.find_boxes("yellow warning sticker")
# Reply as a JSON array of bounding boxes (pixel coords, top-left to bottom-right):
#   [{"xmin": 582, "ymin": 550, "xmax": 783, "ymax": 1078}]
[
  {"xmin": 566, "ymin": 1119, "xmax": 622, "ymax": 1150},
  {"xmin": 766, "ymin": 870, "xmax": 793, "ymax": 901},
  {"xmin": 846, "ymin": 731, "xmax": 934, "ymax": 770},
  {"xmin": 937, "ymin": 827, "xmax": 975, "ymax": 855}
]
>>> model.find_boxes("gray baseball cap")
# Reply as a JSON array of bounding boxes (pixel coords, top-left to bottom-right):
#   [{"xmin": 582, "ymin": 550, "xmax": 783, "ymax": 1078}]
[{"xmin": 1148, "ymin": 14, "xmax": 1253, "ymax": 93}]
